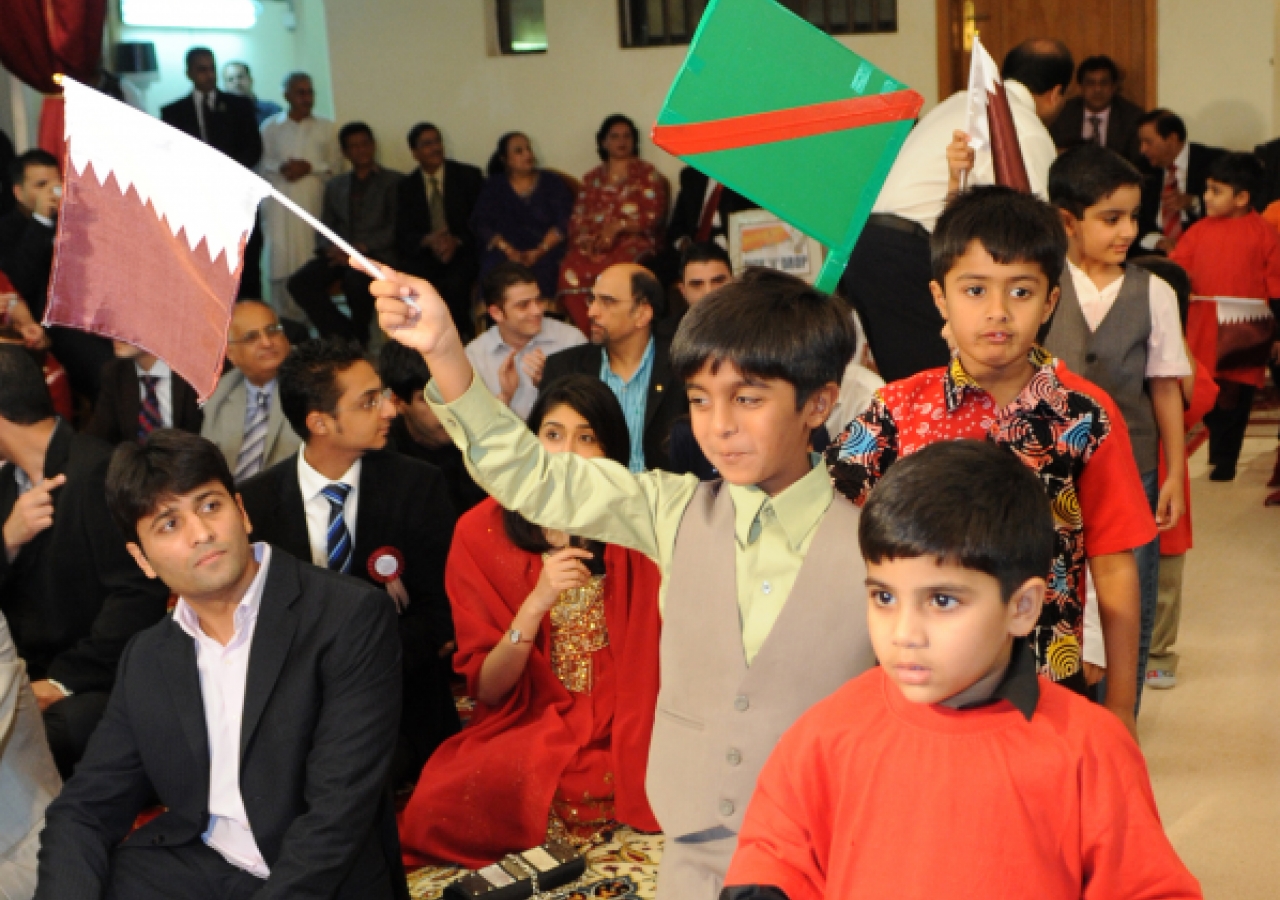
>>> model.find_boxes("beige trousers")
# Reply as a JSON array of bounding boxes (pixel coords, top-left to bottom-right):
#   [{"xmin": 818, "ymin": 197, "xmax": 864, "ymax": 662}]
[
  {"xmin": 1149, "ymin": 554, "xmax": 1186, "ymax": 664},
  {"xmin": 655, "ymin": 830, "xmax": 739, "ymax": 900}
]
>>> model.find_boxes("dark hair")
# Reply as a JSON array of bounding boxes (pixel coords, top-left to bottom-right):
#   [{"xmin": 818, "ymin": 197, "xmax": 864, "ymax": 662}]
[
  {"xmin": 678, "ymin": 241, "xmax": 732, "ymax": 282},
  {"xmin": 595, "ymin": 114, "xmax": 639, "ymax": 163},
  {"xmin": 407, "ymin": 122, "xmax": 441, "ymax": 151},
  {"xmin": 1208, "ymin": 152, "xmax": 1265, "ymax": 205},
  {"xmin": 185, "ymin": 46, "xmax": 214, "ymax": 69},
  {"xmin": 487, "ymin": 131, "xmax": 527, "ymax": 178},
  {"xmin": 629, "ymin": 266, "xmax": 666, "ymax": 319},
  {"xmin": 278, "ymin": 338, "xmax": 367, "ymax": 439},
  {"xmin": 1048, "ymin": 144, "xmax": 1144, "ymax": 218},
  {"xmin": 106, "ymin": 430, "xmax": 237, "ymax": 544},
  {"xmin": 502, "ymin": 375, "xmax": 630, "ymax": 553},
  {"xmin": 9, "ymin": 148, "xmax": 59, "ymax": 188},
  {"xmin": 931, "ymin": 185, "xmax": 1068, "ymax": 292},
  {"xmin": 0, "ymin": 345, "xmax": 55, "ymax": 425},
  {"xmin": 482, "ymin": 261, "xmax": 540, "ymax": 308},
  {"xmin": 1129, "ymin": 256, "xmax": 1191, "ymax": 327},
  {"xmin": 1076, "ymin": 55, "xmax": 1119, "ymax": 85},
  {"xmin": 1001, "ymin": 39, "xmax": 1073, "ymax": 95},
  {"xmin": 378, "ymin": 340, "xmax": 431, "ymax": 403},
  {"xmin": 671, "ymin": 267, "xmax": 854, "ymax": 406},
  {"xmin": 860, "ymin": 440, "xmax": 1056, "ymax": 601},
  {"xmin": 1137, "ymin": 109, "xmax": 1186, "ymax": 143},
  {"xmin": 338, "ymin": 121, "xmax": 374, "ymax": 150}
]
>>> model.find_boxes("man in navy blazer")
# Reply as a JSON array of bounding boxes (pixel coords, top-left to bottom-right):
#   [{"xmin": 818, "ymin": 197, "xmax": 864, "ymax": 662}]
[{"xmin": 35, "ymin": 430, "xmax": 408, "ymax": 899}]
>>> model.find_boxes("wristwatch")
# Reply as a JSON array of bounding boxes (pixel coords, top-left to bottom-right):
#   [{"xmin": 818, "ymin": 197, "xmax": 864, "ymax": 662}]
[{"xmin": 508, "ymin": 627, "xmax": 533, "ymax": 645}]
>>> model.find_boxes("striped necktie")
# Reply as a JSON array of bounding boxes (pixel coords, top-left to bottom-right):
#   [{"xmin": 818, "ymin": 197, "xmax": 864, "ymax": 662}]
[
  {"xmin": 321, "ymin": 483, "xmax": 353, "ymax": 573},
  {"xmin": 138, "ymin": 375, "xmax": 163, "ymax": 440},
  {"xmin": 234, "ymin": 390, "xmax": 271, "ymax": 482},
  {"xmin": 1161, "ymin": 164, "xmax": 1183, "ymax": 244}
]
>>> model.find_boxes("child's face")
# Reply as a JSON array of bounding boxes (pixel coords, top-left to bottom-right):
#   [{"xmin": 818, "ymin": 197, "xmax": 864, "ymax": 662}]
[
  {"xmin": 1203, "ymin": 178, "xmax": 1250, "ymax": 218},
  {"xmin": 866, "ymin": 556, "xmax": 1043, "ymax": 706},
  {"xmin": 685, "ymin": 359, "xmax": 835, "ymax": 496},
  {"xmin": 931, "ymin": 240, "xmax": 1058, "ymax": 378},
  {"xmin": 1062, "ymin": 185, "xmax": 1142, "ymax": 265}
]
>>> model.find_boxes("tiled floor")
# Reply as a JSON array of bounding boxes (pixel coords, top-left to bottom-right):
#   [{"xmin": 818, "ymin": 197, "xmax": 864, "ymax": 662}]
[{"xmin": 1140, "ymin": 427, "xmax": 1280, "ymax": 898}]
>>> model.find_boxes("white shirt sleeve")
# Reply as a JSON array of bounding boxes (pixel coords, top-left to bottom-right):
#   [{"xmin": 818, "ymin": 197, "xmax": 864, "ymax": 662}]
[{"xmin": 1145, "ymin": 274, "xmax": 1193, "ymax": 379}]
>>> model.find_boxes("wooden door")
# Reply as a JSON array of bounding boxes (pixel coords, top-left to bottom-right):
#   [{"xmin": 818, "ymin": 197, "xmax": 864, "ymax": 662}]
[{"xmin": 936, "ymin": 0, "xmax": 1157, "ymax": 109}]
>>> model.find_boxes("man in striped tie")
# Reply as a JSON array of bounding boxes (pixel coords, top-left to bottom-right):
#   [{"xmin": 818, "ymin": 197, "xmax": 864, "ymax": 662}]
[
  {"xmin": 237, "ymin": 338, "xmax": 461, "ymax": 785},
  {"xmin": 86, "ymin": 341, "xmax": 203, "ymax": 446}
]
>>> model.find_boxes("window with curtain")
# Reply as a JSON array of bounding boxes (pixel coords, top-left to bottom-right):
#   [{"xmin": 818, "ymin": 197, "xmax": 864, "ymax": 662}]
[
  {"xmin": 618, "ymin": 0, "xmax": 895, "ymax": 47},
  {"xmin": 497, "ymin": 0, "xmax": 548, "ymax": 54}
]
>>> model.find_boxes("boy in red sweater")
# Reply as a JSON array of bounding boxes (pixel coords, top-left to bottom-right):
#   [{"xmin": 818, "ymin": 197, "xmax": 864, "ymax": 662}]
[{"xmin": 724, "ymin": 440, "xmax": 1201, "ymax": 900}]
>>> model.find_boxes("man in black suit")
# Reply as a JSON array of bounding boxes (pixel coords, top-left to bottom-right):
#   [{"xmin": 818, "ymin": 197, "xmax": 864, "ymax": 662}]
[
  {"xmin": 87, "ymin": 341, "xmax": 204, "ymax": 445},
  {"xmin": 651, "ymin": 166, "xmax": 756, "ymax": 289},
  {"xmin": 540, "ymin": 263, "xmax": 686, "ymax": 472},
  {"xmin": 0, "ymin": 347, "xmax": 170, "ymax": 777},
  {"xmin": 1049, "ymin": 55, "xmax": 1146, "ymax": 166},
  {"xmin": 238, "ymin": 339, "xmax": 459, "ymax": 786},
  {"xmin": 161, "ymin": 47, "xmax": 265, "ymax": 298},
  {"xmin": 395, "ymin": 122, "xmax": 484, "ymax": 341},
  {"xmin": 36, "ymin": 429, "xmax": 408, "ymax": 899},
  {"xmin": 1136, "ymin": 109, "xmax": 1227, "ymax": 252}
]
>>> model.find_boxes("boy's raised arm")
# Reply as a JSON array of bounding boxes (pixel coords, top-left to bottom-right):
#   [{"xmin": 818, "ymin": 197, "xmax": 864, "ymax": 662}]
[{"xmin": 371, "ymin": 268, "xmax": 476, "ymax": 403}]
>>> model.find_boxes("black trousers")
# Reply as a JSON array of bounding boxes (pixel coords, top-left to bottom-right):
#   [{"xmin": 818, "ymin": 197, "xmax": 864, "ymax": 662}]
[
  {"xmin": 287, "ymin": 255, "xmax": 377, "ymax": 346},
  {"xmin": 106, "ymin": 841, "xmax": 266, "ymax": 900},
  {"xmin": 1205, "ymin": 380, "xmax": 1257, "ymax": 474},
  {"xmin": 841, "ymin": 221, "xmax": 950, "ymax": 383},
  {"xmin": 44, "ymin": 691, "xmax": 110, "ymax": 778},
  {"xmin": 48, "ymin": 327, "xmax": 113, "ymax": 404},
  {"xmin": 238, "ymin": 217, "xmax": 263, "ymax": 300},
  {"xmin": 401, "ymin": 252, "xmax": 478, "ymax": 343}
]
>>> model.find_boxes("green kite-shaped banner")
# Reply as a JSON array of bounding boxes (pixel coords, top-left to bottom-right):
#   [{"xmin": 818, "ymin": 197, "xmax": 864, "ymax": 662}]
[{"xmin": 652, "ymin": 0, "xmax": 923, "ymax": 293}]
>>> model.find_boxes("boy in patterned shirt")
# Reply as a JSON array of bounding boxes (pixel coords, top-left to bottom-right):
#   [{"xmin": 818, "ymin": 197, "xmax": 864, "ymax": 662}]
[{"xmin": 826, "ymin": 186, "xmax": 1154, "ymax": 736}]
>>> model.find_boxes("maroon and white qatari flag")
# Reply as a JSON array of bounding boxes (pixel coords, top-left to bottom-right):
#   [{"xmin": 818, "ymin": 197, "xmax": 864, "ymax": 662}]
[
  {"xmin": 44, "ymin": 77, "xmax": 272, "ymax": 402},
  {"xmin": 964, "ymin": 35, "xmax": 1031, "ymax": 192}
]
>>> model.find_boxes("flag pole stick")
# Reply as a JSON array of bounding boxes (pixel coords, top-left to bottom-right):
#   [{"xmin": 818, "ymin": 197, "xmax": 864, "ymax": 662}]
[{"xmin": 265, "ymin": 186, "xmax": 386, "ymax": 281}]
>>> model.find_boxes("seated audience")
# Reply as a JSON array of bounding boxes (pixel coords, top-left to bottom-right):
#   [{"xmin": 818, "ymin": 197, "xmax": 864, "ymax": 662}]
[
  {"xmin": 201, "ymin": 301, "xmax": 301, "ymax": 481},
  {"xmin": 541, "ymin": 264, "xmax": 685, "ymax": 472},
  {"xmin": 0, "ymin": 286, "xmax": 70, "ymax": 422},
  {"xmin": 222, "ymin": 60, "xmax": 282, "ymax": 126},
  {"xmin": 379, "ymin": 341, "xmax": 487, "ymax": 515},
  {"xmin": 471, "ymin": 132, "xmax": 575, "ymax": 299},
  {"xmin": 1049, "ymin": 55, "xmax": 1146, "ymax": 165},
  {"xmin": 723, "ymin": 441, "xmax": 1202, "ymax": 900},
  {"xmin": 557, "ymin": 115, "xmax": 668, "ymax": 333},
  {"xmin": 466, "ymin": 262, "xmax": 585, "ymax": 419},
  {"xmin": 238, "ymin": 339, "xmax": 460, "ymax": 786},
  {"xmin": 35, "ymin": 430, "xmax": 408, "ymax": 899},
  {"xmin": 0, "ymin": 346, "xmax": 170, "ymax": 776},
  {"xmin": 0, "ymin": 609, "xmax": 61, "ymax": 900},
  {"xmin": 672, "ymin": 241, "xmax": 733, "ymax": 316},
  {"xmin": 87, "ymin": 341, "xmax": 203, "ymax": 445},
  {"xmin": 287, "ymin": 121, "xmax": 401, "ymax": 346},
  {"xmin": 650, "ymin": 165, "xmax": 754, "ymax": 288},
  {"xmin": 1136, "ymin": 109, "xmax": 1227, "ymax": 252},
  {"xmin": 396, "ymin": 122, "xmax": 485, "ymax": 341},
  {"xmin": 400, "ymin": 375, "xmax": 662, "ymax": 867}
]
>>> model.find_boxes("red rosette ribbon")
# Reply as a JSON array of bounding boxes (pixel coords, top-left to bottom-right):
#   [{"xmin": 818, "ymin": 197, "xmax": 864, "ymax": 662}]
[{"xmin": 368, "ymin": 547, "xmax": 405, "ymax": 584}]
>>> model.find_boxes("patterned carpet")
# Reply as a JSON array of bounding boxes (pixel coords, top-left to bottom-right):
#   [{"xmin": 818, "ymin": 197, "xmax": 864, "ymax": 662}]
[{"xmin": 407, "ymin": 829, "xmax": 664, "ymax": 899}]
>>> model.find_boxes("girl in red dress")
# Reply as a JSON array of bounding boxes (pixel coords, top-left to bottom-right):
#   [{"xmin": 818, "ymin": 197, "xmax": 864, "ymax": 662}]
[{"xmin": 399, "ymin": 375, "xmax": 662, "ymax": 868}]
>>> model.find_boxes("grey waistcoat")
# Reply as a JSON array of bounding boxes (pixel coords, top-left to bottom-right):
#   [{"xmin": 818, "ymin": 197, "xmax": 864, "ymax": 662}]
[
  {"xmin": 645, "ymin": 480, "xmax": 873, "ymax": 838},
  {"xmin": 1044, "ymin": 266, "xmax": 1158, "ymax": 472}
]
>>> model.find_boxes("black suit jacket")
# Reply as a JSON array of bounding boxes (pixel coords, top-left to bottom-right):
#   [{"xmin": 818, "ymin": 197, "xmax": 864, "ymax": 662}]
[
  {"xmin": 1139, "ymin": 142, "xmax": 1228, "ymax": 241},
  {"xmin": 395, "ymin": 161, "xmax": 485, "ymax": 272},
  {"xmin": 539, "ymin": 335, "xmax": 687, "ymax": 472},
  {"xmin": 1049, "ymin": 95, "xmax": 1146, "ymax": 165},
  {"xmin": 238, "ymin": 450, "xmax": 460, "ymax": 764},
  {"xmin": 160, "ymin": 90, "xmax": 263, "ymax": 170},
  {"xmin": 86, "ymin": 358, "xmax": 204, "ymax": 445},
  {"xmin": 666, "ymin": 166, "xmax": 757, "ymax": 248},
  {"xmin": 34, "ymin": 549, "xmax": 409, "ymax": 900},
  {"xmin": 0, "ymin": 422, "xmax": 170, "ymax": 692},
  {"xmin": 0, "ymin": 213, "xmax": 54, "ymax": 318}
]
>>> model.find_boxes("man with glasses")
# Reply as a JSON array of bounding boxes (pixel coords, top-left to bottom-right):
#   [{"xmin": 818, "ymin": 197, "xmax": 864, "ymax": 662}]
[
  {"xmin": 201, "ymin": 301, "xmax": 300, "ymax": 481},
  {"xmin": 238, "ymin": 339, "xmax": 460, "ymax": 786}
]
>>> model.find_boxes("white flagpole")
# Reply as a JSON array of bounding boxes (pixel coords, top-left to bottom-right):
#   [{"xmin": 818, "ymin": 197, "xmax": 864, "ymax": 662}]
[{"xmin": 265, "ymin": 186, "xmax": 385, "ymax": 281}]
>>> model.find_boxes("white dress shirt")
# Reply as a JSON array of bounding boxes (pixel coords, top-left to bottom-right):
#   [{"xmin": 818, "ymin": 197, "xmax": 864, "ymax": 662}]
[
  {"xmin": 191, "ymin": 90, "xmax": 214, "ymax": 143},
  {"xmin": 296, "ymin": 452, "xmax": 361, "ymax": 568},
  {"xmin": 872, "ymin": 80, "xmax": 1058, "ymax": 232},
  {"xmin": 260, "ymin": 113, "xmax": 341, "ymax": 280},
  {"xmin": 465, "ymin": 318, "xmax": 586, "ymax": 419},
  {"xmin": 171, "ymin": 542, "xmax": 272, "ymax": 879},
  {"xmin": 135, "ymin": 358, "xmax": 173, "ymax": 428},
  {"xmin": 1064, "ymin": 260, "xmax": 1192, "ymax": 379},
  {"xmin": 1082, "ymin": 106, "xmax": 1111, "ymax": 145}
]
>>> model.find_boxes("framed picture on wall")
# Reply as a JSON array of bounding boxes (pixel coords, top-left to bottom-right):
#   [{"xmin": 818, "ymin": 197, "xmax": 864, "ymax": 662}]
[{"xmin": 727, "ymin": 209, "xmax": 826, "ymax": 284}]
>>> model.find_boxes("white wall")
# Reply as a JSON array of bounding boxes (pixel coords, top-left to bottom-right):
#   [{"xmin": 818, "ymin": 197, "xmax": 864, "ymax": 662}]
[{"xmin": 324, "ymin": 0, "xmax": 939, "ymax": 182}]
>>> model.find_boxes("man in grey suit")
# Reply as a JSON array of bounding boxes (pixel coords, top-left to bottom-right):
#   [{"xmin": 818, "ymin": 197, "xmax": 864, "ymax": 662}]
[
  {"xmin": 286, "ymin": 123, "xmax": 400, "ymax": 346},
  {"xmin": 200, "ymin": 302, "xmax": 300, "ymax": 482},
  {"xmin": 0, "ymin": 610, "xmax": 61, "ymax": 900}
]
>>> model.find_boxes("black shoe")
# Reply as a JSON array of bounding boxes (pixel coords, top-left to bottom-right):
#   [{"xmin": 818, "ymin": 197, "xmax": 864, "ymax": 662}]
[{"xmin": 1209, "ymin": 465, "xmax": 1236, "ymax": 482}]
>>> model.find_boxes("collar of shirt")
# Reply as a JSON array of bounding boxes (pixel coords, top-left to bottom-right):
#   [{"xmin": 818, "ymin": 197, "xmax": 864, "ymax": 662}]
[
  {"xmin": 1084, "ymin": 106, "xmax": 1111, "ymax": 136},
  {"xmin": 10, "ymin": 463, "xmax": 34, "ymax": 496},
  {"xmin": 602, "ymin": 335, "xmax": 656, "ymax": 388},
  {"xmin": 1171, "ymin": 140, "xmax": 1190, "ymax": 192},
  {"xmin": 297, "ymin": 451, "xmax": 360, "ymax": 504},
  {"xmin": 31, "ymin": 212, "xmax": 54, "ymax": 229},
  {"xmin": 942, "ymin": 347, "xmax": 1072, "ymax": 422},
  {"xmin": 136, "ymin": 357, "xmax": 172, "ymax": 381},
  {"xmin": 1003, "ymin": 80, "xmax": 1036, "ymax": 117},
  {"xmin": 958, "ymin": 636, "xmax": 1040, "ymax": 721},
  {"xmin": 173, "ymin": 542, "xmax": 271, "ymax": 648},
  {"xmin": 245, "ymin": 378, "xmax": 275, "ymax": 408},
  {"xmin": 728, "ymin": 456, "xmax": 832, "ymax": 551}
]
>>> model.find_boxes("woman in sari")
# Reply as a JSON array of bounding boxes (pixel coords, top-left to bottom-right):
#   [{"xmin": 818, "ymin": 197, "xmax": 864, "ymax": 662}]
[
  {"xmin": 399, "ymin": 375, "xmax": 662, "ymax": 868},
  {"xmin": 557, "ymin": 115, "xmax": 668, "ymax": 332}
]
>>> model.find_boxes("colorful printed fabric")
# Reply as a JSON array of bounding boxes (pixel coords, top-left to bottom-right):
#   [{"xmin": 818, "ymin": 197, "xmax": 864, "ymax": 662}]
[{"xmin": 826, "ymin": 348, "xmax": 1112, "ymax": 685}]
